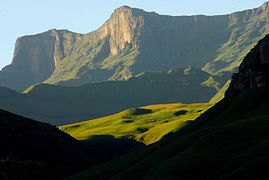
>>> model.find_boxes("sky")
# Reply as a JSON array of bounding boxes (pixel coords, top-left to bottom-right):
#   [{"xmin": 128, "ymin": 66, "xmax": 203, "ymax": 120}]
[{"xmin": 0, "ymin": 0, "xmax": 267, "ymax": 69}]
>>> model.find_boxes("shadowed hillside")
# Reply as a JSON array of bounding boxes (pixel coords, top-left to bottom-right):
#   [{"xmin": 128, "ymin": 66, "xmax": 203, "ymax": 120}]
[
  {"xmin": 0, "ymin": 67, "xmax": 217, "ymax": 125},
  {"xmin": 0, "ymin": 109, "xmax": 143, "ymax": 179}
]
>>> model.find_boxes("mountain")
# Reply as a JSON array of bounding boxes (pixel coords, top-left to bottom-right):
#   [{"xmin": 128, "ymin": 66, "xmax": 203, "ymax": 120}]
[
  {"xmin": 1, "ymin": 2, "xmax": 269, "ymax": 91},
  {"xmin": 0, "ymin": 67, "xmax": 216, "ymax": 125},
  {"xmin": 68, "ymin": 34, "xmax": 269, "ymax": 179},
  {"xmin": 0, "ymin": 108, "xmax": 143, "ymax": 179}
]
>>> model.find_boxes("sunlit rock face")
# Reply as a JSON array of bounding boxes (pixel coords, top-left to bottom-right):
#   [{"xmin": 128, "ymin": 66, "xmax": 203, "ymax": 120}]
[
  {"xmin": 99, "ymin": 6, "xmax": 143, "ymax": 56},
  {"xmin": 260, "ymin": 1, "xmax": 269, "ymax": 12}
]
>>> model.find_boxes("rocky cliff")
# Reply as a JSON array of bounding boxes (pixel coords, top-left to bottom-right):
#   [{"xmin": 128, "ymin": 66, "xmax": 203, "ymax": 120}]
[
  {"xmin": 0, "ymin": 29, "xmax": 82, "ymax": 91},
  {"xmin": 226, "ymin": 34, "xmax": 269, "ymax": 96},
  {"xmin": 2, "ymin": 2, "xmax": 269, "ymax": 91}
]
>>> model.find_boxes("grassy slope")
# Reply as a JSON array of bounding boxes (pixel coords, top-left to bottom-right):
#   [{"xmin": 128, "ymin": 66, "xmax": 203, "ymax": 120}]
[
  {"xmin": 209, "ymin": 80, "xmax": 231, "ymax": 103},
  {"xmin": 69, "ymin": 88, "xmax": 269, "ymax": 180},
  {"xmin": 203, "ymin": 8, "xmax": 269, "ymax": 74},
  {"xmin": 60, "ymin": 103, "xmax": 212, "ymax": 145},
  {"xmin": 201, "ymin": 76, "xmax": 221, "ymax": 91}
]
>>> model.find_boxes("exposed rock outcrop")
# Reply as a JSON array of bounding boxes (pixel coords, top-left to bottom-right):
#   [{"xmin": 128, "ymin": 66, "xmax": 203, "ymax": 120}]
[
  {"xmin": 226, "ymin": 34, "xmax": 269, "ymax": 96},
  {"xmin": 0, "ymin": 30, "xmax": 82, "ymax": 91}
]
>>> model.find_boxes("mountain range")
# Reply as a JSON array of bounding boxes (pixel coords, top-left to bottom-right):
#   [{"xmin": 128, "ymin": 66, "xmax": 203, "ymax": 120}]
[{"xmin": 1, "ymin": 2, "xmax": 269, "ymax": 91}]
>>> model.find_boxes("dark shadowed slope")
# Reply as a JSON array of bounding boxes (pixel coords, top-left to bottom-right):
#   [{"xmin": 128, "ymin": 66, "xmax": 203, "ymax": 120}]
[
  {"xmin": 1, "ymin": 2, "xmax": 269, "ymax": 91},
  {"xmin": 0, "ymin": 108, "xmax": 89, "ymax": 179},
  {"xmin": 69, "ymin": 34, "xmax": 269, "ymax": 180},
  {"xmin": 0, "ymin": 109, "xmax": 143, "ymax": 179}
]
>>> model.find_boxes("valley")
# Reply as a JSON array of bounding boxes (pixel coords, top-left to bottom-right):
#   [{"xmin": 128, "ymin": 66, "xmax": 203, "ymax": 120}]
[{"xmin": 1, "ymin": 1, "xmax": 269, "ymax": 179}]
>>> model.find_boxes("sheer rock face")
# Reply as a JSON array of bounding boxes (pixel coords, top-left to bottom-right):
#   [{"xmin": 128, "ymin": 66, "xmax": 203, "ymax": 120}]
[
  {"xmin": 226, "ymin": 35, "xmax": 269, "ymax": 96},
  {"xmin": 0, "ymin": 30, "xmax": 82, "ymax": 91},
  {"xmin": 260, "ymin": 1, "xmax": 269, "ymax": 12},
  {"xmin": 2, "ymin": 3, "xmax": 269, "ymax": 91},
  {"xmin": 98, "ymin": 6, "xmax": 143, "ymax": 55}
]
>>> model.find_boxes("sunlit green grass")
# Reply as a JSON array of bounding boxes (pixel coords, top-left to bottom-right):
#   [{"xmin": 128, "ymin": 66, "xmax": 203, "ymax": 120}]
[{"xmin": 60, "ymin": 103, "xmax": 212, "ymax": 145}]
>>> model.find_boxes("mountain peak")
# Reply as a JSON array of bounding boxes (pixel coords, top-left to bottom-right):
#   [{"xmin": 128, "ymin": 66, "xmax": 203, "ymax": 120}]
[
  {"xmin": 112, "ymin": 5, "xmax": 148, "ymax": 17},
  {"xmin": 111, "ymin": 5, "xmax": 135, "ymax": 18},
  {"xmin": 114, "ymin": 5, "xmax": 132, "ymax": 11},
  {"xmin": 259, "ymin": 1, "xmax": 269, "ymax": 11}
]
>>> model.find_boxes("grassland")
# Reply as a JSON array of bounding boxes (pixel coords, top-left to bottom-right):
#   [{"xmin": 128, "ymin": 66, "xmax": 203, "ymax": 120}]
[{"xmin": 60, "ymin": 103, "xmax": 212, "ymax": 145}]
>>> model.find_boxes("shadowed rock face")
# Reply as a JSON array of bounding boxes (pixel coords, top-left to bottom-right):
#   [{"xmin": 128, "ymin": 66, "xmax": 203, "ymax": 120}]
[
  {"xmin": 0, "ymin": 30, "xmax": 82, "ymax": 91},
  {"xmin": 2, "ymin": 3, "xmax": 269, "ymax": 91},
  {"xmin": 226, "ymin": 34, "xmax": 269, "ymax": 96}
]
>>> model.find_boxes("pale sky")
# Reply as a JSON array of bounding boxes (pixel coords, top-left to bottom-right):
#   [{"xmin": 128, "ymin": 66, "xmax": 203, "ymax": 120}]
[{"xmin": 0, "ymin": 0, "xmax": 267, "ymax": 69}]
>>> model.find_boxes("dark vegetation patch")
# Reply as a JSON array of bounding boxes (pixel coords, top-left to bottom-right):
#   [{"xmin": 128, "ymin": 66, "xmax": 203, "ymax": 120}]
[
  {"xmin": 136, "ymin": 128, "xmax": 149, "ymax": 133},
  {"xmin": 174, "ymin": 110, "xmax": 188, "ymax": 116},
  {"xmin": 122, "ymin": 120, "xmax": 134, "ymax": 124},
  {"xmin": 129, "ymin": 108, "xmax": 152, "ymax": 116},
  {"xmin": 69, "ymin": 124, "xmax": 80, "ymax": 129}
]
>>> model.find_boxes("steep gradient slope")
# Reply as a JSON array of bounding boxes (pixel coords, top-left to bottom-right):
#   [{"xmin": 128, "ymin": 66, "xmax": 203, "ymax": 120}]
[
  {"xmin": 0, "ymin": 108, "xmax": 90, "ymax": 178},
  {"xmin": 69, "ymin": 33, "xmax": 269, "ymax": 180},
  {"xmin": 60, "ymin": 103, "xmax": 212, "ymax": 145},
  {"xmin": 203, "ymin": 1, "xmax": 269, "ymax": 74},
  {"xmin": 0, "ymin": 108, "xmax": 143, "ymax": 179},
  {"xmin": 0, "ymin": 67, "xmax": 216, "ymax": 125},
  {"xmin": 0, "ymin": 30, "xmax": 82, "ymax": 91},
  {"xmin": 2, "ymin": 2, "xmax": 269, "ymax": 91},
  {"xmin": 209, "ymin": 80, "xmax": 231, "ymax": 103}
]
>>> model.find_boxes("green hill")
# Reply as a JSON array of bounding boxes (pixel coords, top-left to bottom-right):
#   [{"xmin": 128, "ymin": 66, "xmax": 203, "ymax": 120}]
[
  {"xmin": 1, "ymin": 2, "xmax": 269, "ymax": 91},
  {"xmin": 60, "ymin": 103, "xmax": 212, "ymax": 145},
  {"xmin": 0, "ymin": 67, "xmax": 217, "ymax": 125}
]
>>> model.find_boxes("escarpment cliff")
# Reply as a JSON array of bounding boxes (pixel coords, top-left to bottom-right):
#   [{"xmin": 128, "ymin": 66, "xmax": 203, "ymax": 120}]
[{"xmin": 2, "ymin": 3, "xmax": 269, "ymax": 91}]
